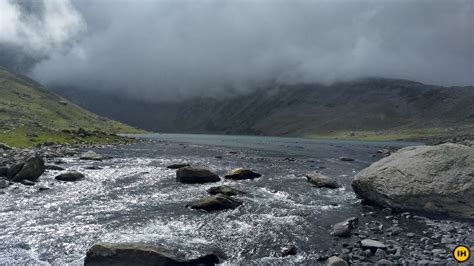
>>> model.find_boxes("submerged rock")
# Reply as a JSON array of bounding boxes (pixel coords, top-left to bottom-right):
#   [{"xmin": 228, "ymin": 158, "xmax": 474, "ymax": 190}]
[
  {"xmin": 326, "ymin": 256, "xmax": 348, "ymax": 266},
  {"xmin": 8, "ymin": 155, "xmax": 45, "ymax": 182},
  {"xmin": 352, "ymin": 143, "xmax": 474, "ymax": 219},
  {"xmin": 339, "ymin": 157, "xmax": 355, "ymax": 162},
  {"xmin": 187, "ymin": 195, "xmax": 242, "ymax": 211},
  {"xmin": 306, "ymin": 173, "xmax": 340, "ymax": 189},
  {"xmin": 85, "ymin": 166, "xmax": 102, "ymax": 170},
  {"xmin": 331, "ymin": 217, "xmax": 359, "ymax": 237},
  {"xmin": 84, "ymin": 242, "xmax": 220, "ymax": 265},
  {"xmin": 176, "ymin": 167, "xmax": 220, "ymax": 183},
  {"xmin": 45, "ymin": 165, "xmax": 65, "ymax": 171},
  {"xmin": 166, "ymin": 163, "xmax": 191, "ymax": 169},
  {"xmin": 224, "ymin": 168, "xmax": 261, "ymax": 180},
  {"xmin": 55, "ymin": 171, "xmax": 85, "ymax": 182},
  {"xmin": 207, "ymin": 185, "xmax": 242, "ymax": 196}
]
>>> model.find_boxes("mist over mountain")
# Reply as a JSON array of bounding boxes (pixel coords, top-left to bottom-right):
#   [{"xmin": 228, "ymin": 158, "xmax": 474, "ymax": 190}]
[
  {"xmin": 0, "ymin": 0, "xmax": 472, "ymax": 102},
  {"xmin": 53, "ymin": 78, "xmax": 474, "ymax": 140}
]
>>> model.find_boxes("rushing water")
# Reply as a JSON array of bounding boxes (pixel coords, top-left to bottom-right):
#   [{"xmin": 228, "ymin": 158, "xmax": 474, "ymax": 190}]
[{"xmin": 0, "ymin": 134, "xmax": 470, "ymax": 264}]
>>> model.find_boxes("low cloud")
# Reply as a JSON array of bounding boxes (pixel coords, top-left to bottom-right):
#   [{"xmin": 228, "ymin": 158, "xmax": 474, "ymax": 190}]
[{"xmin": 1, "ymin": 0, "xmax": 472, "ymax": 101}]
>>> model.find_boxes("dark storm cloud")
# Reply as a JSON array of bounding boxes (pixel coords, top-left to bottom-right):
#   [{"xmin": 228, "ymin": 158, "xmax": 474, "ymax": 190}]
[{"xmin": 1, "ymin": 0, "xmax": 472, "ymax": 101}]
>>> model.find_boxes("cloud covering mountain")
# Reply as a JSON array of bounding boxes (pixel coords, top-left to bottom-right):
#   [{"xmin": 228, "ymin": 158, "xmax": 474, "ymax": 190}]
[{"xmin": 1, "ymin": 0, "xmax": 472, "ymax": 101}]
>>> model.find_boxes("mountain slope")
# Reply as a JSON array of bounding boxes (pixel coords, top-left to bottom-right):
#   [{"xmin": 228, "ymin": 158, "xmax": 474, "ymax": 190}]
[
  {"xmin": 55, "ymin": 78, "xmax": 474, "ymax": 141},
  {"xmin": 0, "ymin": 67, "xmax": 141, "ymax": 147}
]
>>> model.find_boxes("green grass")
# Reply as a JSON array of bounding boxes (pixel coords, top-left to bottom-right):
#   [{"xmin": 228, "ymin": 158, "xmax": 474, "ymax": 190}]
[
  {"xmin": 0, "ymin": 66, "xmax": 144, "ymax": 147},
  {"xmin": 304, "ymin": 127, "xmax": 449, "ymax": 141}
]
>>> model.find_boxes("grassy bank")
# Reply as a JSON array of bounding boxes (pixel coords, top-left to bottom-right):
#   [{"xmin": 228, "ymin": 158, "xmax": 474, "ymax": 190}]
[{"xmin": 304, "ymin": 126, "xmax": 474, "ymax": 142}]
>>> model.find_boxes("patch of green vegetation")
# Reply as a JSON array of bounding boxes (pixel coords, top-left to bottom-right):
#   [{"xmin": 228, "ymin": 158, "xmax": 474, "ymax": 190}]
[
  {"xmin": 0, "ymin": 66, "xmax": 145, "ymax": 147},
  {"xmin": 304, "ymin": 127, "xmax": 448, "ymax": 141},
  {"xmin": 0, "ymin": 126, "xmax": 137, "ymax": 148}
]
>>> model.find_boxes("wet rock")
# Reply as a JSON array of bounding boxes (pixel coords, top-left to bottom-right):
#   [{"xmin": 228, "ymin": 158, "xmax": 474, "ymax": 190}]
[
  {"xmin": 176, "ymin": 167, "xmax": 220, "ymax": 183},
  {"xmin": 0, "ymin": 143, "xmax": 12, "ymax": 150},
  {"xmin": 339, "ymin": 157, "xmax": 355, "ymax": 162},
  {"xmin": 376, "ymin": 259, "xmax": 394, "ymax": 265},
  {"xmin": 0, "ymin": 166, "xmax": 8, "ymax": 177},
  {"xmin": 55, "ymin": 171, "xmax": 85, "ymax": 182},
  {"xmin": 85, "ymin": 166, "xmax": 102, "ymax": 170},
  {"xmin": 374, "ymin": 248, "xmax": 386, "ymax": 259},
  {"xmin": 0, "ymin": 178, "xmax": 9, "ymax": 188},
  {"xmin": 224, "ymin": 168, "xmax": 261, "ymax": 180},
  {"xmin": 406, "ymin": 233, "xmax": 415, "ymax": 238},
  {"xmin": 187, "ymin": 195, "xmax": 242, "ymax": 211},
  {"xmin": 9, "ymin": 155, "xmax": 45, "ymax": 182},
  {"xmin": 80, "ymin": 151, "xmax": 103, "ymax": 161},
  {"xmin": 352, "ymin": 143, "xmax": 474, "ymax": 219},
  {"xmin": 361, "ymin": 239, "xmax": 386, "ymax": 250},
  {"xmin": 207, "ymin": 185, "xmax": 242, "ymax": 196},
  {"xmin": 45, "ymin": 165, "xmax": 65, "ymax": 171},
  {"xmin": 166, "ymin": 163, "xmax": 191, "ymax": 169},
  {"xmin": 325, "ymin": 256, "xmax": 348, "ymax": 266},
  {"xmin": 386, "ymin": 226, "xmax": 402, "ymax": 236},
  {"xmin": 332, "ymin": 217, "xmax": 359, "ymax": 237},
  {"xmin": 84, "ymin": 242, "xmax": 220, "ymax": 265},
  {"xmin": 21, "ymin": 180, "xmax": 35, "ymax": 186},
  {"xmin": 280, "ymin": 245, "xmax": 297, "ymax": 257},
  {"xmin": 306, "ymin": 173, "xmax": 340, "ymax": 189}
]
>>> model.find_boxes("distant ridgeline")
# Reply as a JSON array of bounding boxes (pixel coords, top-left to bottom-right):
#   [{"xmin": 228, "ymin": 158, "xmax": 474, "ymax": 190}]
[
  {"xmin": 54, "ymin": 78, "xmax": 474, "ymax": 141},
  {"xmin": 0, "ymin": 66, "xmax": 141, "ymax": 147}
]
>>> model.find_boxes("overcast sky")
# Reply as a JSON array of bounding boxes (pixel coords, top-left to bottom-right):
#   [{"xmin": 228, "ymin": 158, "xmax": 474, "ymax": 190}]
[{"xmin": 0, "ymin": 0, "xmax": 472, "ymax": 101}]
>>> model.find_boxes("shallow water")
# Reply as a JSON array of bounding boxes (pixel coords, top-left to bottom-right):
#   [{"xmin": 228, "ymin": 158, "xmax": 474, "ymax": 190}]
[{"xmin": 0, "ymin": 134, "xmax": 471, "ymax": 264}]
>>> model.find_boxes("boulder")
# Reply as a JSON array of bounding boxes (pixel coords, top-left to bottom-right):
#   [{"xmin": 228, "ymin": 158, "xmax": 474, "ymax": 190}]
[
  {"xmin": 326, "ymin": 256, "xmax": 348, "ymax": 266},
  {"xmin": 0, "ymin": 143, "xmax": 12, "ymax": 150},
  {"xmin": 331, "ymin": 217, "xmax": 359, "ymax": 237},
  {"xmin": 207, "ymin": 185, "xmax": 242, "ymax": 196},
  {"xmin": 0, "ymin": 166, "xmax": 8, "ymax": 177},
  {"xmin": 80, "ymin": 151, "xmax": 103, "ymax": 161},
  {"xmin": 9, "ymin": 155, "xmax": 45, "ymax": 182},
  {"xmin": 187, "ymin": 195, "xmax": 242, "ymax": 211},
  {"xmin": 306, "ymin": 173, "xmax": 340, "ymax": 189},
  {"xmin": 280, "ymin": 245, "xmax": 297, "ymax": 257},
  {"xmin": 166, "ymin": 163, "xmax": 191, "ymax": 169},
  {"xmin": 176, "ymin": 167, "xmax": 220, "ymax": 183},
  {"xmin": 84, "ymin": 242, "xmax": 220, "ymax": 265},
  {"xmin": 55, "ymin": 171, "xmax": 85, "ymax": 182},
  {"xmin": 361, "ymin": 239, "xmax": 386, "ymax": 250},
  {"xmin": 224, "ymin": 168, "xmax": 261, "ymax": 180},
  {"xmin": 0, "ymin": 179, "xmax": 9, "ymax": 188},
  {"xmin": 352, "ymin": 143, "xmax": 474, "ymax": 219}
]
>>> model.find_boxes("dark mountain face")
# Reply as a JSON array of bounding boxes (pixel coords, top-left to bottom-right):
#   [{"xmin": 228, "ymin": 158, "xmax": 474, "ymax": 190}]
[{"xmin": 53, "ymin": 78, "xmax": 474, "ymax": 138}]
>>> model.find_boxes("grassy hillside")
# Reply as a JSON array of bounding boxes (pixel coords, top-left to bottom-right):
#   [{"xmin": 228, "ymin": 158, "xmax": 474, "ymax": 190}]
[{"xmin": 0, "ymin": 66, "xmax": 143, "ymax": 147}]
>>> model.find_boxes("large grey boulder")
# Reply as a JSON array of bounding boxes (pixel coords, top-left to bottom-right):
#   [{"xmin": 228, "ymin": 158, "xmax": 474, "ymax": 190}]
[
  {"xmin": 84, "ymin": 242, "xmax": 220, "ymax": 265},
  {"xmin": 176, "ymin": 167, "xmax": 220, "ymax": 184},
  {"xmin": 352, "ymin": 143, "xmax": 474, "ymax": 219},
  {"xmin": 8, "ymin": 155, "xmax": 45, "ymax": 182},
  {"xmin": 326, "ymin": 256, "xmax": 348, "ymax": 266}
]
